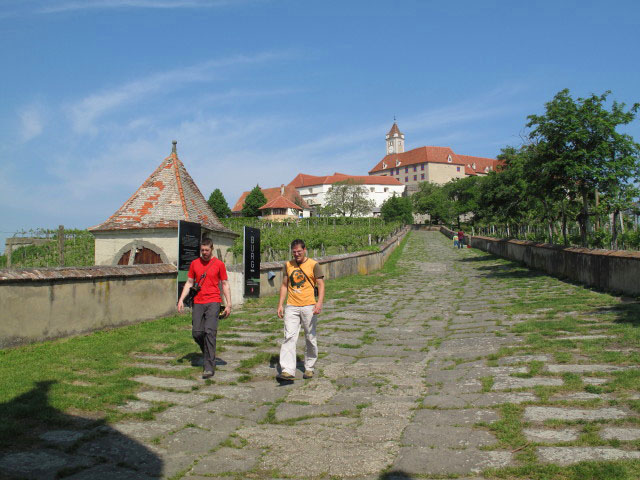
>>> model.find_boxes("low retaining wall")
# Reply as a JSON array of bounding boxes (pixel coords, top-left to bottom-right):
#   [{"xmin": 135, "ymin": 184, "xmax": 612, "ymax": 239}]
[
  {"xmin": 0, "ymin": 265, "xmax": 177, "ymax": 349},
  {"xmin": 435, "ymin": 226, "xmax": 640, "ymax": 297},
  {"xmin": 0, "ymin": 227, "xmax": 409, "ymax": 348}
]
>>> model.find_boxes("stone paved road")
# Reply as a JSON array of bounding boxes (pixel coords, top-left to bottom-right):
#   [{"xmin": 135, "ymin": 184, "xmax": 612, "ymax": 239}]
[{"xmin": 2, "ymin": 230, "xmax": 639, "ymax": 480}]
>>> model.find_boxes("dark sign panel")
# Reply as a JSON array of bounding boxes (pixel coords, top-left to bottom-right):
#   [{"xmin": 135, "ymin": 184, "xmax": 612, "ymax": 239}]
[
  {"xmin": 177, "ymin": 220, "xmax": 201, "ymax": 301},
  {"xmin": 243, "ymin": 226, "xmax": 260, "ymax": 297}
]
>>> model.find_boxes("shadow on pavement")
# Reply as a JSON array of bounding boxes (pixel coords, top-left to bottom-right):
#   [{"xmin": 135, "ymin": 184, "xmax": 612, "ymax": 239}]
[
  {"xmin": 0, "ymin": 380, "xmax": 163, "ymax": 479},
  {"xmin": 596, "ymin": 300, "xmax": 640, "ymax": 327},
  {"xmin": 379, "ymin": 471, "xmax": 414, "ymax": 479}
]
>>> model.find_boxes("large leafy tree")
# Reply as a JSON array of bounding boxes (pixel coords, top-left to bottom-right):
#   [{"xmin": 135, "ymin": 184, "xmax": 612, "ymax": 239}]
[
  {"xmin": 323, "ymin": 180, "xmax": 375, "ymax": 217},
  {"xmin": 242, "ymin": 184, "xmax": 268, "ymax": 217},
  {"xmin": 412, "ymin": 182, "xmax": 454, "ymax": 224},
  {"xmin": 444, "ymin": 176, "xmax": 481, "ymax": 227},
  {"xmin": 207, "ymin": 188, "xmax": 231, "ymax": 219},
  {"xmin": 380, "ymin": 194, "xmax": 413, "ymax": 224},
  {"xmin": 527, "ymin": 89, "xmax": 640, "ymax": 246}
]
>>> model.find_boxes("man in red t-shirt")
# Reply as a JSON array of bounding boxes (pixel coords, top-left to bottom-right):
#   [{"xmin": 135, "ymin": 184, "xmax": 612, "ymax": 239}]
[{"xmin": 178, "ymin": 238, "xmax": 231, "ymax": 379}]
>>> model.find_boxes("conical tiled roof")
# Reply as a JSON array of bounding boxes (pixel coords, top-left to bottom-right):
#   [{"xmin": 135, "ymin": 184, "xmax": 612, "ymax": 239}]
[
  {"xmin": 387, "ymin": 122, "xmax": 403, "ymax": 137},
  {"xmin": 89, "ymin": 144, "xmax": 235, "ymax": 235}
]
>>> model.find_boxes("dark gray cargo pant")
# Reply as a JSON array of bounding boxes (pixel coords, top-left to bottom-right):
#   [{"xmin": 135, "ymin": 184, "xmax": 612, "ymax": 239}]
[{"xmin": 192, "ymin": 302, "xmax": 220, "ymax": 373}]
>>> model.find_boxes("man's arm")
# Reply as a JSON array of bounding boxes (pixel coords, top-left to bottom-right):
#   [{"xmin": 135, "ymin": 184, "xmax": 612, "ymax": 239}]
[
  {"xmin": 313, "ymin": 277, "xmax": 325, "ymax": 315},
  {"xmin": 277, "ymin": 270, "xmax": 289, "ymax": 319},
  {"xmin": 220, "ymin": 279, "xmax": 232, "ymax": 318},
  {"xmin": 177, "ymin": 277, "xmax": 194, "ymax": 313}
]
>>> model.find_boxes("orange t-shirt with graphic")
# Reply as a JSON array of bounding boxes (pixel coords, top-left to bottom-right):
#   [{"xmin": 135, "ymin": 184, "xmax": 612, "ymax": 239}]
[{"xmin": 285, "ymin": 259, "xmax": 323, "ymax": 306}]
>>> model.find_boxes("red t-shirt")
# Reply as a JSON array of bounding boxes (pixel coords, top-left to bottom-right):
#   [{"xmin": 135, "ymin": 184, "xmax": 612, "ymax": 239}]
[{"xmin": 188, "ymin": 257, "xmax": 228, "ymax": 304}]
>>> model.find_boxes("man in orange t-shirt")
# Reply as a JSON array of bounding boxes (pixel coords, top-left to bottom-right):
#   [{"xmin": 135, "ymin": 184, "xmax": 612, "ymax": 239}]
[{"xmin": 276, "ymin": 239, "xmax": 325, "ymax": 381}]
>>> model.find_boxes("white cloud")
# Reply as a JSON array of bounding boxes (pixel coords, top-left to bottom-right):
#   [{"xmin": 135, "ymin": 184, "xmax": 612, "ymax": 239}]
[
  {"xmin": 18, "ymin": 103, "xmax": 45, "ymax": 142},
  {"xmin": 37, "ymin": 0, "xmax": 253, "ymax": 14},
  {"xmin": 67, "ymin": 52, "xmax": 287, "ymax": 134}
]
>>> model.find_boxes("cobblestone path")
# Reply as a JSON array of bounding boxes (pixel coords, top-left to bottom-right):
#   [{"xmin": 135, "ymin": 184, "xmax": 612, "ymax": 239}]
[{"xmin": 2, "ymin": 230, "xmax": 639, "ymax": 479}]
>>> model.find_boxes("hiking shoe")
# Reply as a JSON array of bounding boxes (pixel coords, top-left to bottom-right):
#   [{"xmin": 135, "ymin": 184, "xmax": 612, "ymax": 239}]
[
  {"xmin": 276, "ymin": 371, "xmax": 295, "ymax": 381},
  {"xmin": 303, "ymin": 370, "xmax": 314, "ymax": 379},
  {"xmin": 202, "ymin": 370, "xmax": 215, "ymax": 379}
]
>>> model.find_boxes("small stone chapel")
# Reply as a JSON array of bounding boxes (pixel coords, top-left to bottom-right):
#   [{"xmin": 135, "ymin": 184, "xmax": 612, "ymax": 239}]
[{"xmin": 89, "ymin": 141, "xmax": 237, "ymax": 266}]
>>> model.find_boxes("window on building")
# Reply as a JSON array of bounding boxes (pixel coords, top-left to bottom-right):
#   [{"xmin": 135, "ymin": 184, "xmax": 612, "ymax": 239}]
[
  {"xmin": 370, "ymin": 187, "xmax": 375, "ymax": 192},
  {"xmin": 404, "ymin": 176, "xmax": 408, "ymax": 182},
  {"xmin": 457, "ymin": 167, "xmax": 460, "ymax": 172},
  {"xmin": 413, "ymin": 175, "xmax": 417, "ymax": 181},
  {"xmin": 421, "ymin": 164, "xmax": 424, "ymax": 170},
  {"xmin": 405, "ymin": 167, "xmax": 408, "ymax": 173},
  {"xmin": 384, "ymin": 187, "xmax": 389, "ymax": 192},
  {"xmin": 413, "ymin": 166, "xmax": 416, "ymax": 172},
  {"xmin": 421, "ymin": 173, "xmax": 425, "ymax": 180}
]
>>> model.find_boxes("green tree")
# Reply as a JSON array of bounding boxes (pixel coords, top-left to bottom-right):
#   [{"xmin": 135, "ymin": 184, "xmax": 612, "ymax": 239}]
[
  {"xmin": 207, "ymin": 188, "xmax": 231, "ymax": 219},
  {"xmin": 324, "ymin": 180, "xmax": 375, "ymax": 217},
  {"xmin": 381, "ymin": 194, "xmax": 413, "ymax": 224},
  {"xmin": 242, "ymin": 184, "xmax": 268, "ymax": 217},
  {"xmin": 444, "ymin": 176, "xmax": 481, "ymax": 227},
  {"xmin": 527, "ymin": 89, "xmax": 640, "ymax": 246},
  {"xmin": 412, "ymin": 182, "xmax": 454, "ymax": 224}
]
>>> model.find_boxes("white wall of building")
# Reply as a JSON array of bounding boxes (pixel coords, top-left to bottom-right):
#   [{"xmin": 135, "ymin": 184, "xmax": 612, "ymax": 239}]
[{"xmin": 296, "ymin": 182, "xmax": 405, "ymax": 216}]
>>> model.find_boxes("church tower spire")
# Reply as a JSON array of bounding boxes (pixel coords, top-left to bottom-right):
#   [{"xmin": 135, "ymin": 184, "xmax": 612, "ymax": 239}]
[{"xmin": 385, "ymin": 120, "xmax": 404, "ymax": 155}]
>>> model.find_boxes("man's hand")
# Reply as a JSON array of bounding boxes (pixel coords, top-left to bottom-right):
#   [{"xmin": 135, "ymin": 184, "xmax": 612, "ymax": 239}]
[
  {"xmin": 221, "ymin": 304, "xmax": 232, "ymax": 318},
  {"xmin": 177, "ymin": 299, "xmax": 185, "ymax": 313},
  {"xmin": 277, "ymin": 304, "xmax": 284, "ymax": 318},
  {"xmin": 313, "ymin": 302, "xmax": 323, "ymax": 315}
]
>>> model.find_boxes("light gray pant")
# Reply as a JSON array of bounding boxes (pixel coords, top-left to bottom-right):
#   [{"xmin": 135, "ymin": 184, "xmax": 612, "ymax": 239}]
[{"xmin": 279, "ymin": 305, "xmax": 318, "ymax": 376}]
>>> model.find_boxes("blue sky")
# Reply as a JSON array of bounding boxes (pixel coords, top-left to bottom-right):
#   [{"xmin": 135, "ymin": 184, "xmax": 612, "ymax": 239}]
[{"xmin": 1, "ymin": 0, "xmax": 640, "ymax": 252}]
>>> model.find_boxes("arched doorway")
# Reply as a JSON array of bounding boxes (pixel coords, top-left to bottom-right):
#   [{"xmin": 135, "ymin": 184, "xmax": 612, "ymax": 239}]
[{"xmin": 118, "ymin": 247, "xmax": 162, "ymax": 265}]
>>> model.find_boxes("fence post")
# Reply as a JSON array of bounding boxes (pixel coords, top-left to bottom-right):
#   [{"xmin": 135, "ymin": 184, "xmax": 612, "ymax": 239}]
[
  {"xmin": 58, "ymin": 225, "xmax": 65, "ymax": 267},
  {"xmin": 5, "ymin": 239, "xmax": 12, "ymax": 268}
]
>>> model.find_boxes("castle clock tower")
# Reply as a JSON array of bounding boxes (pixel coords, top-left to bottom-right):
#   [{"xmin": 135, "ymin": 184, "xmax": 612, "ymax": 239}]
[{"xmin": 385, "ymin": 121, "xmax": 405, "ymax": 155}]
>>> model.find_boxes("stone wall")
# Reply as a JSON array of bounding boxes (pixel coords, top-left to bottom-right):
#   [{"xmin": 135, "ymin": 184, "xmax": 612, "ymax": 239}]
[
  {"xmin": 1, "ymin": 227, "xmax": 409, "ymax": 348},
  {"xmin": 436, "ymin": 226, "xmax": 640, "ymax": 297},
  {"xmin": 0, "ymin": 264, "xmax": 177, "ymax": 349}
]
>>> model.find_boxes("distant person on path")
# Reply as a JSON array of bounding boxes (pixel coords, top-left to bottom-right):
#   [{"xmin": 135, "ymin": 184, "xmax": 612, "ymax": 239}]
[
  {"xmin": 453, "ymin": 233, "xmax": 459, "ymax": 248},
  {"xmin": 276, "ymin": 239, "xmax": 325, "ymax": 381},
  {"xmin": 177, "ymin": 238, "xmax": 231, "ymax": 379},
  {"xmin": 457, "ymin": 229, "xmax": 465, "ymax": 249}
]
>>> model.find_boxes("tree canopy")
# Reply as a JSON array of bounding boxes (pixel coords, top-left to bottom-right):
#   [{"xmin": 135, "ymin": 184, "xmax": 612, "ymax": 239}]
[
  {"xmin": 380, "ymin": 194, "xmax": 413, "ymax": 224},
  {"xmin": 207, "ymin": 188, "xmax": 231, "ymax": 219},
  {"xmin": 526, "ymin": 89, "xmax": 640, "ymax": 246},
  {"xmin": 242, "ymin": 184, "xmax": 268, "ymax": 217},
  {"xmin": 323, "ymin": 180, "xmax": 375, "ymax": 217},
  {"xmin": 409, "ymin": 89, "xmax": 640, "ymax": 250}
]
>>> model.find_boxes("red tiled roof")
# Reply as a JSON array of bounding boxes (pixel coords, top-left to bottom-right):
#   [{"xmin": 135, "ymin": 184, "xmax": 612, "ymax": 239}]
[
  {"xmin": 458, "ymin": 154, "xmax": 499, "ymax": 175},
  {"xmin": 231, "ymin": 184, "xmax": 309, "ymax": 213},
  {"xmin": 89, "ymin": 146, "xmax": 235, "ymax": 235},
  {"xmin": 259, "ymin": 196, "xmax": 302, "ymax": 211},
  {"xmin": 387, "ymin": 122, "xmax": 403, "ymax": 137},
  {"xmin": 288, "ymin": 172, "xmax": 403, "ymax": 187},
  {"xmin": 369, "ymin": 146, "xmax": 465, "ymax": 174}
]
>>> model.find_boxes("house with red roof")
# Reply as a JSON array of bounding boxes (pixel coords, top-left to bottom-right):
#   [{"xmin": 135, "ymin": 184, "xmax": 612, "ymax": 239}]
[
  {"xmin": 369, "ymin": 122, "xmax": 499, "ymax": 191},
  {"xmin": 259, "ymin": 193, "xmax": 304, "ymax": 221},
  {"xmin": 89, "ymin": 141, "xmax": 238, "ymax": 265},
  {"xmin": 288, "ymin": 172, "xmax": 405, "ymax": 216},
  {"xmin": 231, "ymin": 184, "xmax": 310, "ymax": 219}
]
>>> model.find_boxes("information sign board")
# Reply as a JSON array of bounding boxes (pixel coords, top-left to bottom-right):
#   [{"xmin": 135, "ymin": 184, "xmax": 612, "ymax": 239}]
[
  {"xmin": 243, "ymin": 226, "xmax": 260, "ymax": 297},
  {"xmin": 177, "ymin": 220, "xmax": 201, "ymax": 302}
]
